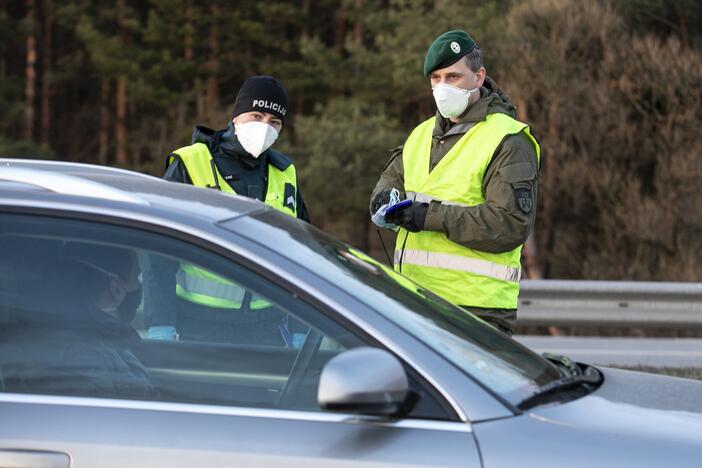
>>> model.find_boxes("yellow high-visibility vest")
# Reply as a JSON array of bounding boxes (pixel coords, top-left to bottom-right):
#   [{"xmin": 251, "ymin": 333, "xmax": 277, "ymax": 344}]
[
  {"xmin": 169, "ymin": 142, "xmax": 298, "ymax": 217},
  {"xmin": 396, "ymin": 113, "xmax": 541, "ymax": 309},
  {"xmin": 170, "ymin": 142, "xmax": 298, "ymax": 309}
]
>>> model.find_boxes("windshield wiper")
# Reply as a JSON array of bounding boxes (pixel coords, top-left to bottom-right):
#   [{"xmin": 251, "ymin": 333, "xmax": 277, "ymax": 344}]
[
  {"xmin": 517, "ymin": 365, "xmax": 602, "ymax": 411},
  {"xmin": 542, "ymin": 352, "xmax": 581, "ymax": 378}
]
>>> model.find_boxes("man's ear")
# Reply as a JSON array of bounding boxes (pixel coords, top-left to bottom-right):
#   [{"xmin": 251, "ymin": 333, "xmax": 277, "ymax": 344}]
[{"xmin": 476, "ymin": 67, "xmax": 487, "ymax": 88}]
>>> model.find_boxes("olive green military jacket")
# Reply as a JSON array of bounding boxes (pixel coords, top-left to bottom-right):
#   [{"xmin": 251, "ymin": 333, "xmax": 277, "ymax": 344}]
[{"xmin": 370, "ymin": 78, "xmax": 540, "ymax": 255}]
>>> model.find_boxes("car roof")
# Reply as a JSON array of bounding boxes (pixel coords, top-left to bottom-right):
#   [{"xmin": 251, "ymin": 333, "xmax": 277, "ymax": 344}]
[{"xmin": 0, "ymin": 158, "xmax": 264, "ymax": 223}]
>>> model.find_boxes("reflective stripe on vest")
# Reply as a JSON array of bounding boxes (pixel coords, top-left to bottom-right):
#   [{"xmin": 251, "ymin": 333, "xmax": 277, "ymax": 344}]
[
  {"xmin": 406, "ymin": 191, "xmax": 469, "ymax": 207},
  {"xmin": 169, "ymin": 142, "xmax": 300, "ymax": 309},
  {"xmin": 394, "ymin": 250, "xmax": 521, "ymax": 283},
  {"xmin": 396, "ymin": 113, "xmax": 541, "ymax": 309},
  {"xmin": 176, "ymin": 265, "xmax": 245, "ymax": 308},
  {"xmin": 175, "ymin": 264, "xmax": 270, "ymax": 310}
]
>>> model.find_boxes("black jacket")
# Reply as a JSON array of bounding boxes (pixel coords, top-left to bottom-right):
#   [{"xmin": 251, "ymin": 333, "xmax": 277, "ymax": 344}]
[
  {"xmin": 165, "ymin": 124, "xmax": 310, "ymax": 222},
  {"xmin": 1, "ymin": 304, "xmax": 156, "ymax": 399}
]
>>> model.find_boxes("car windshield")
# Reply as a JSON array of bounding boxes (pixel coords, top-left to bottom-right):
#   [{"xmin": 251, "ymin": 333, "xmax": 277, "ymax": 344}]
[{"xmin": 226, "ymin": 212, "xmax": 561, "ymax": 406}]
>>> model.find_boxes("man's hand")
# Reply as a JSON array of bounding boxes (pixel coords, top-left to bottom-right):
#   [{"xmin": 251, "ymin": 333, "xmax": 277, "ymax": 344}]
[
  {"xmin": 370, "ymin": 188, "xmax": 393, "ymax": 214},
  {"xmin": 385, "ymin": 202, "xmax": 429, "ymax": 232}
]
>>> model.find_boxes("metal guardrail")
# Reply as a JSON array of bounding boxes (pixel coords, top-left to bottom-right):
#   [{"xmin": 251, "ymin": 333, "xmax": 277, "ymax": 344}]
[
  {"xmin": 518, "ymin": 280, "xmax": 702, "ymax": 328},
  {"xmin": 514, "ymin": 336, "xmax": 702, "ymax": 368}
]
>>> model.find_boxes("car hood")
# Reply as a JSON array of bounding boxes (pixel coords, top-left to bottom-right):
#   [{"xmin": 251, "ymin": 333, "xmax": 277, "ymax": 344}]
[
  {"xmin": 531, "ymin": 366, "xmax": 702, "ymax": 430},
  {"xmin": 526, "ymin": 366, "xmax": 702, "ymax": 456},
  {"xmin": 586, "ymin": 366, "xmax": 702, "ymax": 414}
]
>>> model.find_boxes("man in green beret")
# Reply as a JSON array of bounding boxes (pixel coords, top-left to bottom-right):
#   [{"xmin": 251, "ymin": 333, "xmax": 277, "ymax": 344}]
[{"xmin": 369, "ymin": 30, "xmax": 541, "ymax": 335}]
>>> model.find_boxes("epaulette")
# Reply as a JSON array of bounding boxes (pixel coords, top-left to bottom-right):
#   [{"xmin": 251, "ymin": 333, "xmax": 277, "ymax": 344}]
[{"xmin": 266, "ymin": 148, "xmax": 294, "ymax": 171}]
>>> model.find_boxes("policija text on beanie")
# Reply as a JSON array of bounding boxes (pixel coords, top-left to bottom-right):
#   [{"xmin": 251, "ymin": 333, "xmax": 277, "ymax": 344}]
[
  {"xmin": 232, "ymin": 76, "xmax": 288, "ymax": 122},
  {"xmin": 423, "ymin": 30, "xmax": 477, "ymax": 77}
]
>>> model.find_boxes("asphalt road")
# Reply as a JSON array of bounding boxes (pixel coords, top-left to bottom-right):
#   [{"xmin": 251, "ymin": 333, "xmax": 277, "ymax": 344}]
[{"xmin": 515, "ymin": 336, "xmax": 702, "ymax": 368}]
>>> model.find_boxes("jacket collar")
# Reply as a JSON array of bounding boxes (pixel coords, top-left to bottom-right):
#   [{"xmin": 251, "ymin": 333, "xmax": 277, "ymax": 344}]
[
  {"xmin": 432, "ymin": 76, "xmax": 517, "ymax": 139},
  {"xmin": 191, "ymin": 123, "xmax": 292, "ymax": 171}
]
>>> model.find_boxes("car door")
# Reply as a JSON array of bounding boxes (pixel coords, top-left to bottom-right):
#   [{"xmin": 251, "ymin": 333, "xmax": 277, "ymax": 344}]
[{"xmin": 0, "ymin": 211, "xmax": 481, "ymax": 468}]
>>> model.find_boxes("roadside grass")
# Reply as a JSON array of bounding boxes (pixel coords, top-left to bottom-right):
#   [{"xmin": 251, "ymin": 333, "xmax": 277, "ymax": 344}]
[{"xmin": 612, "ymin": 366, "xmax": 702, "ymax": 381}]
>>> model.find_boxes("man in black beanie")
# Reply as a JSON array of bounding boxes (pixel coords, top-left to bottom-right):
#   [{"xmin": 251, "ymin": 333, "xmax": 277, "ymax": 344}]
[
  {"xmin": 163, "ymin": 75, "xmax": 309, "ymax": 221},
  {"xmin": 148, "ymin": 76, "xmax": 309, "ymax": 341}
]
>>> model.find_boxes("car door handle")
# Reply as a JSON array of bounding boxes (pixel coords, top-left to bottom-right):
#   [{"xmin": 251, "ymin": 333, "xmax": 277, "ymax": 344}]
[{"xmin": 0, "ymin": 450, "xmax": 70, "ymax": 468}]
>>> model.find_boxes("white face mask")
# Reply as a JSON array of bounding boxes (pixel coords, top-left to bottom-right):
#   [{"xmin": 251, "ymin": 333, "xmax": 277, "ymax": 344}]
[
  {"xmin": 234, "ymin": 121, "xmax": 279, "ymax": 158},
  {"xmin": 432, "ymin": 83, "xmax": 478, "ymax": 119}
]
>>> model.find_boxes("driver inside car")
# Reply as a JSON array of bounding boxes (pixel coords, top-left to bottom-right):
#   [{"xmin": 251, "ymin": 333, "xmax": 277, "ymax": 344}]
[{"xmin": 1, "ymin": 242, "xmax": 156, "ymax": 399}]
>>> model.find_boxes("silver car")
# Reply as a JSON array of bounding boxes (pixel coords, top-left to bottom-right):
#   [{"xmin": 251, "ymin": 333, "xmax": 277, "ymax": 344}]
[{"xmin": 0, "ymin": 159, "xmax": 701, "ymax": 468}]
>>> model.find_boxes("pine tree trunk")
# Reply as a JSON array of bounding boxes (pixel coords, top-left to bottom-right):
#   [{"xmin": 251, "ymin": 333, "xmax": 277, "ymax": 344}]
[
  {"xmin": 184, "ymin": 2, "xmax": 194, "ymax": 61},
  {"xmin": 115, "ymin": 76, "xmax": 128, "ymax": 165},
  {"xmin": 99, "ymin": 78, "xmax": 110, "ymax": 164},
  {"xmin": 353, "ymin": 0, "xmax": 364, "ymax": 41},
  {"xmin": 195, "ymin": 1, "xmax": 206, "ymax": 118},
  {"xmin": 115, "ymin": 0, "xmax": 128, "ymax": 165},
  {"xmin": 296, "ymin": 0, "xmax": 312, "ymax": 115},
  {"xmin": 301, "ymin": 0, "xmax": 311, "ymax": 37},
  {"xmin": 206, "ymin": 2, "xmax": 220, "ymax": 110},
  {"xmin": 679, "ymin": 13, "xmax": 688, "ymax": 49},
  {"xmin": 25, "ymin": 0, "xmax": 37, "ymax": 140},
  {"xmin": 196, "ymin": 85, "xmax": 206, "ymax": 118},
  {"xmin": 333, "ymin": 6, "xmax": 347, "ymax": 54},
  {"xmin": 40, "ymin": 0, "xmax": 52, "ymax": 145},
  {"xmin": 0, "ymin": 5, "xmax": 5, "ymax": 80},
  {"xmin": 179, "ymin": 0, "xmax": 194, "ymax": 126}
]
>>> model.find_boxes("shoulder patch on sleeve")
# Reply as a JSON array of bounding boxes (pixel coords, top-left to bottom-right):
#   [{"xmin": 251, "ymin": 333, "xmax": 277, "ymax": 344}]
[
  {"xmin": 514, "ymin": 188, "xmax": 533, "ymax": 213},
  {"xmin": 499, "ymin": 162, "xmax": 536, "ymax": 184}
]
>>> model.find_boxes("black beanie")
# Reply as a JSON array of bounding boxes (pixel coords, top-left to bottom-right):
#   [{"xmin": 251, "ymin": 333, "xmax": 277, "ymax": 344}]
[{"xmin": 232, "ymin": 76, "xmax": 288, "ymax": 122}]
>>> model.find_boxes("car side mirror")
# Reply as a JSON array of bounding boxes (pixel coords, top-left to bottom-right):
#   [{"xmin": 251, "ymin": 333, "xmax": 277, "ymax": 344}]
[{"xmin": 317, "ymin": 347, "xmax": 413, "ymax": 417}]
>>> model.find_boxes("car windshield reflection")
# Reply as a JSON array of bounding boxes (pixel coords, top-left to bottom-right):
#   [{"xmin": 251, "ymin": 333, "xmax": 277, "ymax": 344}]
[{"xmin": 229, "ymin": 211, "xmax": 561, "ymax": 405}]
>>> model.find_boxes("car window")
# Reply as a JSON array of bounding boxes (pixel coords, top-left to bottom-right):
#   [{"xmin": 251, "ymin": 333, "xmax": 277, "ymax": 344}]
[
  {"xmin": 0, "ymin": 213, "xmax": 367, "ymax": 410},
  {"xmin": 0, "ymin": 213, "xmax": 451, "ymax": 418},
  {"xmin": 226, "ymin": 212, "xmax": 562, "ymax": 406}
]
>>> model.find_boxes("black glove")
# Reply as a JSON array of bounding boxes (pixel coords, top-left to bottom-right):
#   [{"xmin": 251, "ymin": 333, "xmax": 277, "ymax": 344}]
[
  {"xmin": 385, "ymin": 202, "xmax": 429, "ymax": 232},
  {"xmin": 370, "ymin": 189, "xmax": 393, "ymax": 214}
]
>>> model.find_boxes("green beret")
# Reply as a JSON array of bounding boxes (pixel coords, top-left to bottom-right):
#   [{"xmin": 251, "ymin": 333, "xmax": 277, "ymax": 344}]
[{"xmin": 423, "ymin": 30, "xmax": 477, "ymax": 77}]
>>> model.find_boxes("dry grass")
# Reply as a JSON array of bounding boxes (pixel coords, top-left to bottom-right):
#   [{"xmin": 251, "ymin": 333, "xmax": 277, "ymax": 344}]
[{"xmin": 500, "ymin": 0, "xmax": 702, "ymax": 281}]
